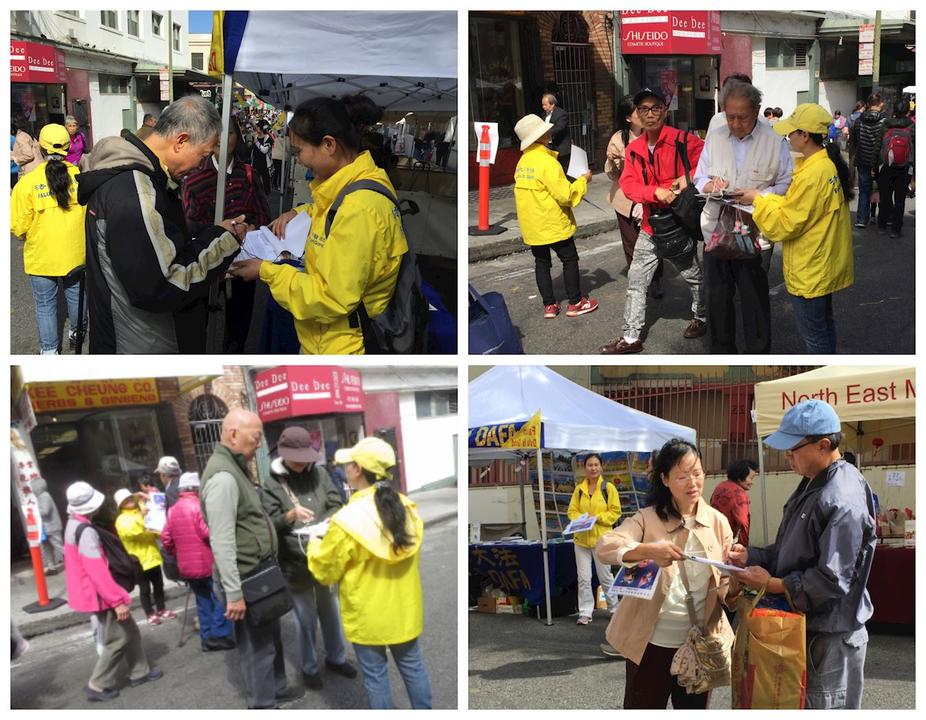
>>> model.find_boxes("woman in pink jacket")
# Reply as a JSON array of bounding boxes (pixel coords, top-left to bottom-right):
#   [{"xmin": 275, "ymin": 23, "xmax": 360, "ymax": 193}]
[
  {"xmin": 64, "ymin": 481, "xmax": 162, "ymax": 702},
  {"xmin": 160, "ymin": 472, "xmax": 234, "ymax": 652}
]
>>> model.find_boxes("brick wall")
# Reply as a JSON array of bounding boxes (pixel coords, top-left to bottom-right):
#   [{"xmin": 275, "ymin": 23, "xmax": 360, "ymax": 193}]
[{"xmin": 158, "ymin": 377, "xmax": 198, "ymax": 472}]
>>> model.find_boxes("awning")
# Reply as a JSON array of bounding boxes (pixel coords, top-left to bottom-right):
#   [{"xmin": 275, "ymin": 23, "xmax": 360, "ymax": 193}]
[
  {"xmin": 133, "ymin": 64, "xmax": 218, "ymax": 85},
  {"xmin": 17, "ymin": 361, "xmax": 225, "ymax": 395}
]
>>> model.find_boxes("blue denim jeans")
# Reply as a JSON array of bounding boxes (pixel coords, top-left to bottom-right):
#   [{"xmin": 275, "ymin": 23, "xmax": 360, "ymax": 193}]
[
  {"xmin": 189, "ymin": 577, "xmax": 232, "ymax": 641},
  {"xmin": 29, "ymin": 274, "xmax": 85, "ymax": 353},
  {"xmin": 789, "ymin": 293, "xmax": 836, "ymax": 353},
  {"xmin": 290, "ymin": 582, "xmax": 348, "ymax": 674},
  {"xmin": 353, "ymin": 639, "xmax": 433, "ymax": 709},
  {"xmin": 855, "ymin": 166, "xmax": 874, "ymax": 225}
]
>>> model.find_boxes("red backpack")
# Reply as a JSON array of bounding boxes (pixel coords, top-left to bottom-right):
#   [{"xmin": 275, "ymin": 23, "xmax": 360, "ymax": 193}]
[{"xmin": 881, "ymin": 127, "xmax": 914, "ymax": 167}]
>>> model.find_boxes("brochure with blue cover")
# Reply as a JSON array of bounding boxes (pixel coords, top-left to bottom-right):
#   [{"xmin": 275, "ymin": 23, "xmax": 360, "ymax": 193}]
[{"xmin": 607, "ymin": 560, "xmax": 661, "ymax": 600}]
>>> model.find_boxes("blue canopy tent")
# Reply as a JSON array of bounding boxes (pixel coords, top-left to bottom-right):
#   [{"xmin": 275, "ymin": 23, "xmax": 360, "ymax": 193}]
[{"xmin": 469, "ymin": 366, "xmax": 696, "ymax": 624}]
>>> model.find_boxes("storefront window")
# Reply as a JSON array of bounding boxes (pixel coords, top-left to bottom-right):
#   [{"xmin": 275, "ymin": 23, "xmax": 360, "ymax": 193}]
[
  {"xmin": 12, "ymin": 83, "xmax": 66, "ymax": 136},
  {"xmin": 415, "ymin": 390, "xmax": 458, "ymax": 418},
  {"xmin": 470, "ymin": 16, "xmax": 525, "ymax": 149},
  {"xmin": 628, "ymin": 56, "xmax": 718, "ymax": 133}
]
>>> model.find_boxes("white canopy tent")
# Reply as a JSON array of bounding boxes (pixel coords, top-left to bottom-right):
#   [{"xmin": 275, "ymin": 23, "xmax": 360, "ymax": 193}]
[
  {"xmin": 469, "ymin": 366, "xmax": 696, "ymax": 624},
  {"xmin": 206, "ymin": 11, "xmax": 458, "ymax": 350}
]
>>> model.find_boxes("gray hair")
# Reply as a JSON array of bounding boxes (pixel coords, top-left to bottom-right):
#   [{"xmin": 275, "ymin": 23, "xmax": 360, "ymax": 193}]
[
  {"xmin": 721, "ymin": 81, "xmax": 763, "ymax": 112},
  {"xmin": 153, "ymin": 95, "xmax": 221, "ymax": 145},
  {"xmin": 65, "ymin": 115, "xmax": 78, "ymax": 125},
  {"xmin": 542, "ymin": 93, "xmax": 558, "ymax": 106}
]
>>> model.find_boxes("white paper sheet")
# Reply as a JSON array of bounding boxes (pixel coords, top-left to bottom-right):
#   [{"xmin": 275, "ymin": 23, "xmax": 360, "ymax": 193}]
[
  {"xmin": 687, "ymin": 555, "xmax": 744, "ymax": 575},
  {"xmin": 566, "ymin": 145, "xmax": 589, "ymax": 178},
  {"xmin": 238, "ymin": 211, "xmax": 310, "ymax": 261}
]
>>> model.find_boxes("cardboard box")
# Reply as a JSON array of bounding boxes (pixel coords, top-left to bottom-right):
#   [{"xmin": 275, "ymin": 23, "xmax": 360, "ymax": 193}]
[
  {"xmin": 477, "ymin": 595, "xmax": 521, "ymax": 613},
  {"xmin": 477, "ymin": 596, "xmax": 497, "ymax": 613}
]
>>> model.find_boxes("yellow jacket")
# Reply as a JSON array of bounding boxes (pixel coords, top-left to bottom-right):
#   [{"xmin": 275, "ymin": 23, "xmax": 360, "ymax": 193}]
[
  {"xmin": 752, "ymin": 149, "xmax": 854, "ymax": 298},
  {"xmin": 10, "ymin": 161, "xmax": 86, "ymax": 276},
  {"xmin": 514, "ymin": 144, "xmax": 588, "ymax": 246},
  {"xmin": 307, "ymin": 486, "xmax": 424, "ymax": 645},
  {"xmin": 567, "ymin": 478, "xmax": 622, "ymax": 549},
  {"xmin": 114, "ymin": 508, "xmax": 163, "ymax": 571},
  {"xmin": 258, "ymin": 151, "xmax": 407, "ymax": 355}
]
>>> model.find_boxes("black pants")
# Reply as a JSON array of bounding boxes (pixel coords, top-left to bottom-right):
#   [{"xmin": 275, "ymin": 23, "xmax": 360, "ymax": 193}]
[
  {"xmin": 138, "ymin": 566, "xmax": 165, "ymax": 616},
  {"xmin": 558, "ymin": 153, "xmax": 570, "ymax": 178},
  {"xmin": 624, "ymin": 643, "xmax": 710, "ymax": 709},
  {"xmin": 234, "ymin": 617, "xmax": 288, "ymax": 708},
  {"xmin": 877, "ymin": 165, "xmax": 912, "ymax": 232},
  {"xmin": 531, "ymin": 237, "xmax": 581, "ymax": 305},
  {"xmin": 224, "ymin": 277, "xmax": 257, "ymax": 353},
  {"xmin": 435, "ymin": 141, "xmax": 450, "ymax": 168},
  {"xmin": 272, "ymin": 159, "xmax": 283, "ymax": 189},
  {"xmin": 704, "ymin": 252, "xmax": 771, "ymax": 354}
]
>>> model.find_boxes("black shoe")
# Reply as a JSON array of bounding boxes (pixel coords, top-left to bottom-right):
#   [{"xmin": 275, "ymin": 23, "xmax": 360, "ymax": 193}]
[
  {"xmin": 277, "ymin": 685, "xmax": 306, "ymax": 703},
  {"xmin": 85, "ymin": 686, "xmax": 119, "ymax": 702},
  {"xmin": 129, "ymin": 667, "xmax": 163, "ymax": 687},
  {"xmin": 303, "ymin": 671, "xmax": 323, "ymax": 690},
  {"xmin": 202, "ymin": 636, "xmax": 236, "ymax": 652},
  {"xmin": 325, "ymin": 659, "xmax": 358, "ymax": 678}
]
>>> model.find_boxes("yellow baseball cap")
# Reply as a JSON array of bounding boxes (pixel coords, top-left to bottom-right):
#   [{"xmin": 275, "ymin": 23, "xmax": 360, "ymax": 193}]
[
  {"xmin": 39, "ymin": 123, "xmax": 71, "ymax": 155},
  {"xmin": 773, "ymin": 103, "xmax": 833, "ymax": 137},
  {"xmin": 334, "ymin": 437, "xmax": 396, "ymax": 479}
]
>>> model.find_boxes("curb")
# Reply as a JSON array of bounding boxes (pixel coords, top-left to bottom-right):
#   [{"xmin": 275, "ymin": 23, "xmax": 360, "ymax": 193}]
[{"xmin": 469, "ymin": 218, "xmax": 616, "ymax": 263}]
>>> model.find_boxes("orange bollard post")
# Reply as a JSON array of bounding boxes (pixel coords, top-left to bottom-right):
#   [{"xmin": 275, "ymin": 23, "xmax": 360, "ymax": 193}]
[{"xmin": 469, "ymin": 124, "xmax": 505, "ymax": 236}]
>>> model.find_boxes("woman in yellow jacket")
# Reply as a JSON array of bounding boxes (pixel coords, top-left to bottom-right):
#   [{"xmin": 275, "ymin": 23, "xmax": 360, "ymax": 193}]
[
  {"xmin": 113, "ymin": 489, "xmax": 176, "ymax": 626},
  {"xmin": 567, "ymin": 453, "xmax": 623, "ymax": 624},
  {"xmin": 10, "ymin": 123, "xmax": 86, "ymax": 354},
  {"xmin": 737, "ymin": 104, "xmax": 853, "ymax": 354},
  {"xmin": 306, "ymin": 437, "xmax": 432, "ymax": 709},
  {"xmin": 229, "ymin": 94, "xmax": 406, "ymax": 355},
  {"xmin": 513, "ymin": 113, "xmax": 598, "ymax": 320}
]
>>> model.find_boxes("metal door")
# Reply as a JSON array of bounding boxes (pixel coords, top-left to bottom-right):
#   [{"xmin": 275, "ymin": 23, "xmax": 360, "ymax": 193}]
[
  {"xmin": 188, "ymin": 394, "xmax": 229, "ymax": 473},
  {"xmin": 552, "ymin": 13, "xmax": 595, "ymax": 160}
]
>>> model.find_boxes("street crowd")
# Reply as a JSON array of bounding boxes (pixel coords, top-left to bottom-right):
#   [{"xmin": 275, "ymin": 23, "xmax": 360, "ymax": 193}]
[
  {"xmin": 513, "ymin": 78, "xmax": 915, "ymax": 354},
  {"xmin": 10, "ymin": 92, "xmax": 416, "ymax": 355},
  {"xmin": 42, "ymin": 419, "xmax": 431, "ymax": 709},
  {"xmin": 570, "ymin": 399, "xmax": 876, "ymax": 709}
]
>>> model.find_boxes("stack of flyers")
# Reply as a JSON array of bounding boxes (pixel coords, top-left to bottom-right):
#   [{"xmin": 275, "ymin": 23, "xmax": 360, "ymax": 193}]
[
  {"xmin": 562, "ymin": 514, "xmax": 597, "ymax": 536},
  {"xmin": 607, "ymin": 560, "xmax": 661, "ymax": 601}
]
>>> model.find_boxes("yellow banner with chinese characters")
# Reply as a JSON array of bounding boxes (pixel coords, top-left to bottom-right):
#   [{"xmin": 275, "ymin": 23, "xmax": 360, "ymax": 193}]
[
  {"xmin": 28, "ymin": 379, "xmax": 160, "ymax": 413},
  {"xmin": 207, "ymin": 11, "xmax": 224, "ymax": 78},
  {"xmin": 469, "ymin": 410, "xmax": 542, "ymax": 449}
]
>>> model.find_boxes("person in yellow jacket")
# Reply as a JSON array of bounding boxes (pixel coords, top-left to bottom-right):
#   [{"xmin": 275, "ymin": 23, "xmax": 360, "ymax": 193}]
[
  {"xmin": 306, "ymin": 437, "xmax": 432, "ymax": 709},
  {"xmin": 737, "ymin": 103, "xmax": 854, "ymax": 354},
  {"xmin": 513, "ymin": 113, "xmax": 599, "ymax": 320},
  {"xmin": 113, "ymin": 489, "xmax": 176, "ymax": 626},
  {"xmin": 10, "ymin": 123, "xmax": 86, "ymax": 354},
  {"xmin": 228, "ymin": 94, "xmax": 406, "ymax": 355},
  {"xmin": 567, "ymin": 453, "xmax": 622, "ymax": 624}
]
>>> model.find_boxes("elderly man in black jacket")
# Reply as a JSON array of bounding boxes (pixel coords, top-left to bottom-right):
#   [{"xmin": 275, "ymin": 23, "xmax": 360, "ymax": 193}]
[{"xmin": 539, "ymin": 93, "xmax": 572, "ymax": 175}]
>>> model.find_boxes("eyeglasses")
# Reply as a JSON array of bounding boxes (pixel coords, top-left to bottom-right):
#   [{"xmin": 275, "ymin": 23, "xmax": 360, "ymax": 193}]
[
  {"xmin": 637, "ymin": 105, "xmax": 666, "ymax": 116},
  {"xmin": 786, "ymin": 438, "xmax": 817, "ymax": 454}
]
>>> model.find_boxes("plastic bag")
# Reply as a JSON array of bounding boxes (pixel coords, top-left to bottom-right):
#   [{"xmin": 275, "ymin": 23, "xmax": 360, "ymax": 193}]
[{"xmin": 705, "ymin": 204, "xmax": 760, "ymax": 260}]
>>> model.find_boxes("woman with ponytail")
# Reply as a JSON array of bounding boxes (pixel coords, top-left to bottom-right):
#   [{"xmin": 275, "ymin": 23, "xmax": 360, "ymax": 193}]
[
  {"xmin": 10, "ymin": 123, "xmax": 87, "ymax": 354},
  {"xmin": 306, "ymin": 437, "xmax": 432, "ymax": 709},
  {"xmin": 737, "ymin": 103, "xmax": 853, "ymax": 353},
  {"xmin": 227, "ymin": 93, "xmax": 407, "ymax": 355}
]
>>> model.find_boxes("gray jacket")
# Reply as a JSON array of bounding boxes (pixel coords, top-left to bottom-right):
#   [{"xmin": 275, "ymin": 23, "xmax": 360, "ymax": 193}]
[
  {"xmin": 32, "ymin": 478, "xmax": 63, "ymax": 535},
  {"xmin": 749, "ymin": 459, "xmax": 876, "ymax": 633}
]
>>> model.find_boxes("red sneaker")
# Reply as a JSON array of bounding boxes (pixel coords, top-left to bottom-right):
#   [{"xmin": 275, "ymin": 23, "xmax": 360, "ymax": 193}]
[
  {"xmin": 543, "ymin": 303, "xmax": 560, "ymax": 319},
  {"xmin": 159, "ymin": 609, "xmax": 177, "ymax": 620},
  {"xmin": 147, "ymin": 614, "xmax": 162, "ymax": 626},
  {"xmin": 566, "ymin": 297, "xmax": 599, "ymax": 317}
]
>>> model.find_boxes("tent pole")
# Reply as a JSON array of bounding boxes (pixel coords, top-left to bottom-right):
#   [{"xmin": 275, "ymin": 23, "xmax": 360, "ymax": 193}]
[
  {"xmin": 206, "ymin": 71, "xmax": 235, "ymax": 354},
  {"xmin": 537, "ymin": 448, "xmax": 553, "ymax": 626},
  {"xmin": 754, "ymin": 401, "xmax": 769, "ymax": 546},
  {"xmin": 519, "ymin": 456, "xmax": 527, "ymax": 538}
]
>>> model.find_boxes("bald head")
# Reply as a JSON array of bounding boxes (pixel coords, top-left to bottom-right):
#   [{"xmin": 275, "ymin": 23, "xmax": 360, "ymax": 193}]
[{"xmin": 220, "ymin": 408, "xmax": 264, "ymax": 461}]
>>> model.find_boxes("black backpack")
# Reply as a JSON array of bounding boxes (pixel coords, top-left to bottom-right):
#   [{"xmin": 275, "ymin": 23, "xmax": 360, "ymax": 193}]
[
  {"xmin": 76, "ymin": 523, "xmax": 143, "ymax": 592},
  {"xmin": 325, "ymin": 179, "xmax": 429, "ymax": 354}
]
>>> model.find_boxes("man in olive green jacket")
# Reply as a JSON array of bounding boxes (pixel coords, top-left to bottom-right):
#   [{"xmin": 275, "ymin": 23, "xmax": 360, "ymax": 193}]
[
  {"xmin": 260, "ymin": 426, "xmax": 357, "ymax": 689},
  {"xmin": 200, "ymin": 408, "xmax": 300, "ymax": 709}
]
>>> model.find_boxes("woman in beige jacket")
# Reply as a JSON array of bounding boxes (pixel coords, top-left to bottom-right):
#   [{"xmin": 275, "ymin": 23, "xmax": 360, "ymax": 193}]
[
  {"xmin": 597, "ymin": 439, "xmax": 736, "ymax": 709},
  {"xmin": 12, "ymin": 124, "xmax": 43, "ymax": 177},
  {"xmin": 605, "ymin": 95, "xmax": 663, "ymax": 297}
]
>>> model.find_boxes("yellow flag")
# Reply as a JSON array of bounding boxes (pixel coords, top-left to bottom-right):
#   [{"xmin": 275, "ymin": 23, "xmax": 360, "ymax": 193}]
[{"xmin": 207, "ymin": 11, "xmax": 224, "ymax": 78}]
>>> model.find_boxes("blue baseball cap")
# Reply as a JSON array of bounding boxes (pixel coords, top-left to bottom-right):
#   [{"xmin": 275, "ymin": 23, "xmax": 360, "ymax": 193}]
[{"xmin": 764, "ymin": 400, "xmax": 842, "ymax": 450}]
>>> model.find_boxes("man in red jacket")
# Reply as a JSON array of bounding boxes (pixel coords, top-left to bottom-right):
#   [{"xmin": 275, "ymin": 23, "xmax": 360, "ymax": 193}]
[{"xmin": 600, "ymin": 88, "xmax": 707, "ymax": 354}]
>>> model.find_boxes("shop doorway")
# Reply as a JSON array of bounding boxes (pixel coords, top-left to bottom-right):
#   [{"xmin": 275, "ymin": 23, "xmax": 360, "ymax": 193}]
[
  {"xmin": 188, "ymin": 394, "xmax": 229, "ymax": 473},
  {"xmin": 551, "ymin": 12, "xmax": 595, "ymax": 161}
]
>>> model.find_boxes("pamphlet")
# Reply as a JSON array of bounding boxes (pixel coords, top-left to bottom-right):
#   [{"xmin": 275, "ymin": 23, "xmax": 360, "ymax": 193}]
[
  {"xmin": 607, "ymin": 560, "xmax": 661, "ymax": 600},
  {"xmin": 238, "ymin": 211, "xmax": 310, "ymax": 261},
  {"xmin": 144, "ymin": 491, "xmax": 167, "ymax": 533},
  {"xmin": 291, "ymin": 519, "xmax": 330, "ymax": 538},
  {"xmin": 566, "ymin": 145, "xmax": 589, "ymax": 178},
  {"xmin": 686, "ymin": 555, "xmax": 744, "ymax": 575},
  {"xmin": 562, "ymin": 513, "xmax": 597, "ymax": 536}
]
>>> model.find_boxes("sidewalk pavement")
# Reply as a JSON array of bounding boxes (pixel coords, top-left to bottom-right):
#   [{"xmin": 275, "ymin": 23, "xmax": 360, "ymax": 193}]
[
  {"xmin": 469, "ymin": 171, "xmax": 615, "ymax": 262},
  {"xmin": 12, "ymin": 486, "xmax": 457, "ymax": 639}
]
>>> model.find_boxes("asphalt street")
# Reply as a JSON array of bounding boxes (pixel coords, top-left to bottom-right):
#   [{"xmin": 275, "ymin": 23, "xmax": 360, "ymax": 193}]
[
  {"xmin": 468, "ymin": 610, "xmax": 915, "ymax": 709},
  {"xmin": 468, "ymin": 207, "xmax": 916, "ymax": 355},
  {"xmin": 11, "ymin": 519, "xmax": 457, "ymax": 710}
]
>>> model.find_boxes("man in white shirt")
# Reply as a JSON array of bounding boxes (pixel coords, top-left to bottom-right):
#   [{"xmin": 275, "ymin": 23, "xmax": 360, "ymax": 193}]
[{"xmin": 693, "ymin": 80, "xmax": 793, "ymax": 354}]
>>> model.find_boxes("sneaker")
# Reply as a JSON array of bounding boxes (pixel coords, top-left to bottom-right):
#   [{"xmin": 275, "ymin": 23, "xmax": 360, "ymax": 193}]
[
  {"xmin": 276, "ymin": 685, "xmax": 306, "ymax": 704},
  {"xmin": 202, "ymin": 636, "xmax": 236, "ymax": 652},
  {"xmin": 68, "ymin": 329, "xmax": 79, "ymax": 351},
  {"xmin": 566, "ymin": 296, "xmax": 599, "ymax": 317},
  {"xmin": 854, "ymin": 222, "xmax": 866, "ymax": 229},
  {"xmin": 576, "ymin": 615, "xmax": 591, "ymax": 625},
  {"xmin": 599, "ymin": 642, "xmax": 623, "ymax": 658},
  {"xmin": 543, "ymin": 303, "xmax": 560, "ymax": 319},
  {"xmin": 683, "ymin": 318, "xmax": 707, "ymax": 339},
  {"xmin": 85, "ymin": 686, "xmax": 119, "ymax": 702},
  {"xmin": 303, "ymin": 672, "xmax": 323, "ymax": 690},
  {"xmin": 129, "ymin": 667, "xmax": 163, "ymax": 687},
  {"xmin": 325, "ymin": 659, "xmax": 358, "ymax": 678},
  {"xmin": 147, "ymin": 614, "xmax": 162, "ymax": 626},
  {"xmin": 158, "ymin": 609, "xmax": 177, "ymax": 620}
]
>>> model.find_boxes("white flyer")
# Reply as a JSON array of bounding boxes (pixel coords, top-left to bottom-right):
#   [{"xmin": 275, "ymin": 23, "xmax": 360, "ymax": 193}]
[
  {"xmin": 687, "ymin": 555, "xmax": 744, "ymax": 575},
  {"xmin": 886, "ymin": 470, "xmax": 906, "ymax": 487},
  {"xmin": 238, "ymin": 211, "xmax": 310, "ymax": 261},
  {"xmin": 566, "ymin": 145, "xmax": 589, "ymax": 178}
]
